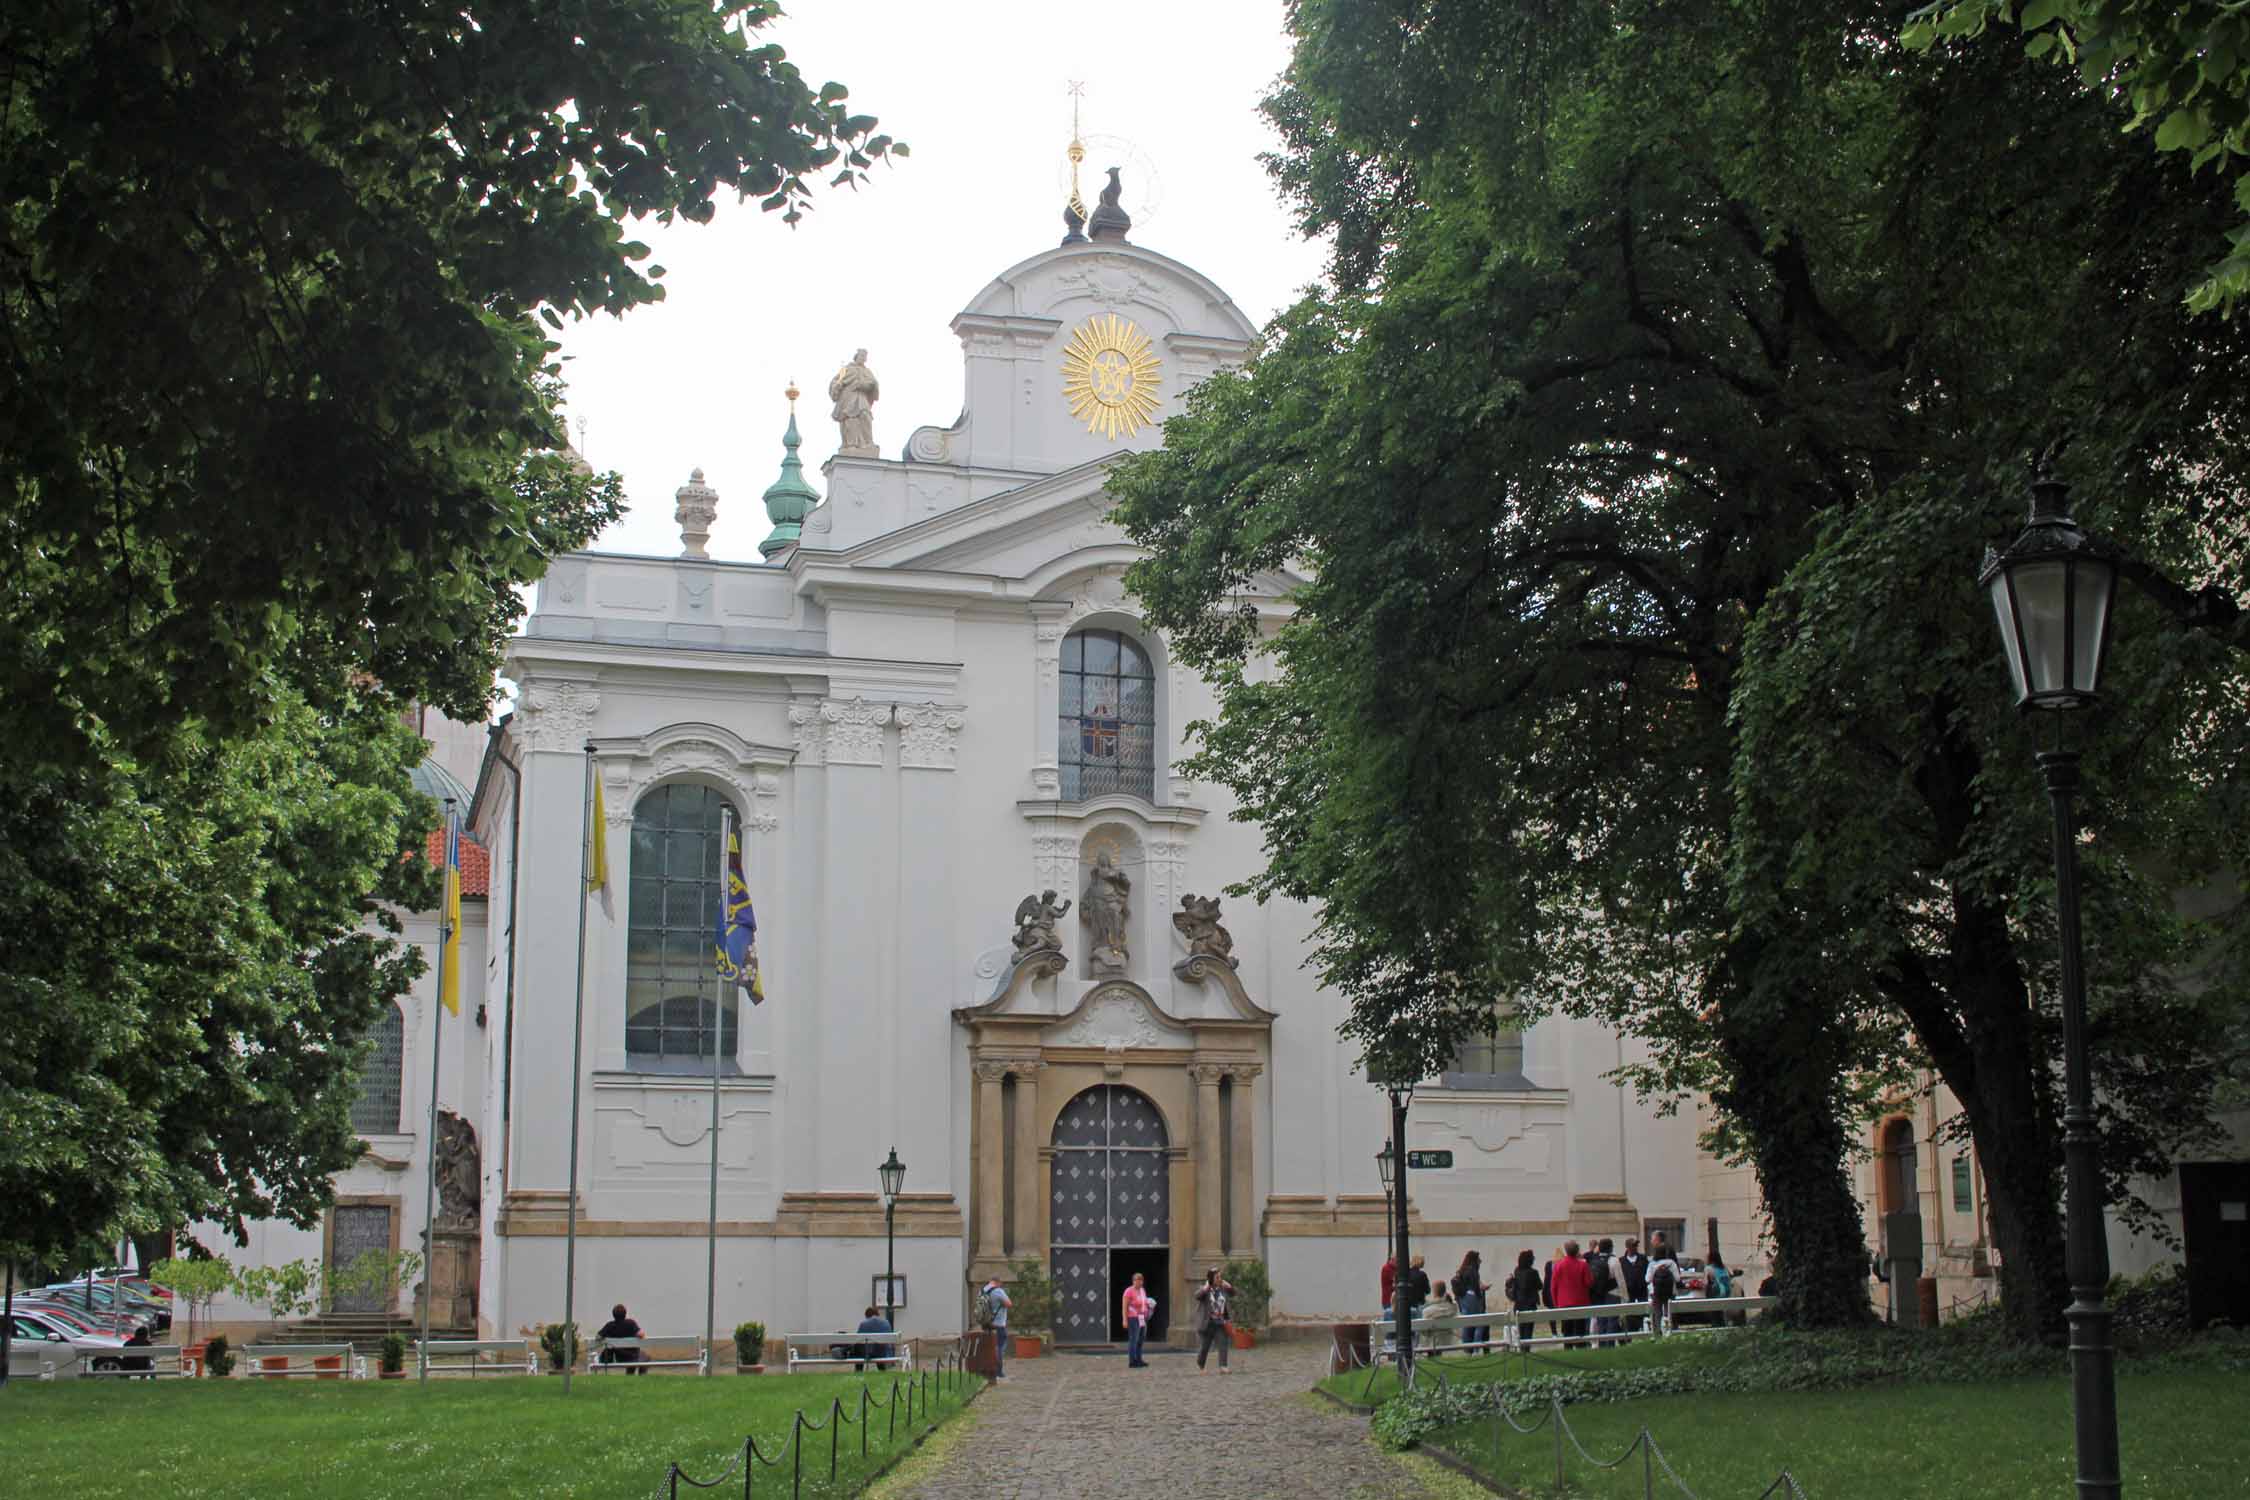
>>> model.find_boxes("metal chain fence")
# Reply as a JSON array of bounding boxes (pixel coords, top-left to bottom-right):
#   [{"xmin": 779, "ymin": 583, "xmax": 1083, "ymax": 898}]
[{"xmin": 653, "ymin": 1346, "xmax": 975, "ymax": 1500}]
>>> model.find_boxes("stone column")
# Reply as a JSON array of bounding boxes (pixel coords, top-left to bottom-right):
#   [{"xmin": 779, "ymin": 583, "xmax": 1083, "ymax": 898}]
[
  {"xmin": 1189, "ymin": 1063, "xmax": 1228, "ymax": 1270},
  {"xmin": 973, "ymin": 1059, "xmax": 1010, "ymax": 1272},
  {"xmin": 1228, "ymin": 1065, "xmax": 1262, "ymax": 1260},
  {"xmin": 1009, "ymin": 1061, "xmax": 1045, "ymax": 1260},
  {"xmin": 1028, "ymin": 605, "xmax": 1070, "ymax": 798}
]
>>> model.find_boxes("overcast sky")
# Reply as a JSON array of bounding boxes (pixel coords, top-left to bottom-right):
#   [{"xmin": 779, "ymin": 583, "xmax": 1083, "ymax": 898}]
[{"xmin": 553, "ymin": 0, "xmax": 1328, "ymax": 562}]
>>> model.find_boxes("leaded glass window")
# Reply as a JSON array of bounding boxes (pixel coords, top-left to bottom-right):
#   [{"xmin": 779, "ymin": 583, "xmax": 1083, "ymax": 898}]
[
  {"xmin": 350, "ymin": 1004, "xmax": 406, "ymax": 1134},
  {"xmin": 625, "ymin": 783, "xmax": 739, "ymax": 1069},
  {"xmin": 1059, "ymin": 629, "xmax": 1156, "ymax": 800}
]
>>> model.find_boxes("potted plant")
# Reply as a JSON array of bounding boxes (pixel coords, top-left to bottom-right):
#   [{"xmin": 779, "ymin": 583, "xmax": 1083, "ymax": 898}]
[
  {"xmin": 733, "ymin": 1320, "xmax": 767, "ymax": 1373},
  {"xmin": 537, "ymin": 1320, "xmax": 580, "ymax": 1374},
  {"xmin": 204, "ymin": 1334, "xmax": 235, "ymax": 1378},
  {"xmin": 379, "ymin": 1332, "xmax": 408, "ymax": 1380},
  {"xmin": 1222, "ymin": 1259, "xmax": 1271, "ymax": 1350},
  {"xmin": 150, "ymin": 1253, "xmax": 236, "ymax": 1370},
  {"xmin": 235, "ymin": 1259, "xmax": 325, "ymax": 1374},
  {"xmin": 1005, "ymin": 1255, "xmax": 1054, "ymax": 1359}
]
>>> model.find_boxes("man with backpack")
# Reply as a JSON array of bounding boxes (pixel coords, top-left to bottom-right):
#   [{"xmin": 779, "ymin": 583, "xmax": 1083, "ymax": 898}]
[
  {"xmin": 1618, "ymin": 1237, "xmax": 1650, "ymax": 1334},
  {"xmin": 978, "ymin": 1276, "xmax": 1011, "ymax": 1380},
  {"xmin": 1586, "ymin": 1238, "xmax": 1620, "ymax": 1340},
  {"xmin": 1646, "ymin": 1245, "xmax": 1681, "ymax": 1336}
]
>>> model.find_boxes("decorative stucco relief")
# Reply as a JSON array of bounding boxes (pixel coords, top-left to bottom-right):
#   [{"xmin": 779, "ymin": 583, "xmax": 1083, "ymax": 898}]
[
  {"xmin": 1046, "ymin": 989, "xmax": 1188, "ymax": 1051},
  {"xmin": 515, "ymin": 681, "xmax": 599, "ymax": 752},
  {"xmin": 821, "ymin": 697, "xmax": 889, "ymax": 767},
  {"xmin": 787, "ymin": 701, "xmax": 826, "ymax": 767},
  {"xmin": 896, "ymin": 702, "xmax": 966, "ymax": 770}
]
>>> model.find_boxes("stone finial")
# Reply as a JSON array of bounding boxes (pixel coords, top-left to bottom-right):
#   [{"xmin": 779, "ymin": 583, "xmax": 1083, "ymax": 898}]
[
  {"xmin": 674, "ymin": 467, "xmax": 717, "ymax": 558},
  {"xmin": 760, "ymin": 388, "xmax": 822, "ymax": 561}
]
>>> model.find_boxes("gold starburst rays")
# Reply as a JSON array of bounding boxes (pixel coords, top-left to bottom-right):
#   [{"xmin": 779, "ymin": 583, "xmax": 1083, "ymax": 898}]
[{"xmin": 1061, "ymin": 314, "xmax": 1162, "ymax": 441}]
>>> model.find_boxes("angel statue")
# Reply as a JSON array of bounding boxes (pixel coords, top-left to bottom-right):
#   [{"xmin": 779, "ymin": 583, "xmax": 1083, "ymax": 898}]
[
  {"xmin": 1012, "ymin": 890, "xmax": 1072, "ymax": 958},
  {"xmin": 1172, "ymin": 893, "xmax": 1237, "ymax": 968}
]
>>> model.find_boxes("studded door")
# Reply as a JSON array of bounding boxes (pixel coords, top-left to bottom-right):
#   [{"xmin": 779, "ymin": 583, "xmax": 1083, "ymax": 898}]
[
  {"xmin": 1049, "ymin": 1085, "xmax": 1170, "ymax": 1343},
  {"xmin": 327, "ymin": 1205, "xmax": 393, "ymax": 1313}
]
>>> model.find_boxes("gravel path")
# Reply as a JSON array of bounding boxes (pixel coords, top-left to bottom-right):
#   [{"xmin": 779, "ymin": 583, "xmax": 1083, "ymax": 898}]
[{"xmin": 883, "ymin": 1343, "xmax": 1448, "ymax": 1500}]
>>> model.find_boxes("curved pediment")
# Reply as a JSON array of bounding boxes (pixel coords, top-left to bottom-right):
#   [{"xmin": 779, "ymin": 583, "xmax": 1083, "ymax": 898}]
[{"xmin": 1041, "ymin": 982, "xmax": 1192, "ymax": 1051}]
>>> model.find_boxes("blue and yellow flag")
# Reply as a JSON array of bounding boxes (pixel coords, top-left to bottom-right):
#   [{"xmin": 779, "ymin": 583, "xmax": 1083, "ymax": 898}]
[
  {"xmin": 714, "ymin": 826, "xmax": 764, "ymax": 1006},
  {"xmin": 439, "ymin": 819, "xmax": 462, "ymax": 1016}
]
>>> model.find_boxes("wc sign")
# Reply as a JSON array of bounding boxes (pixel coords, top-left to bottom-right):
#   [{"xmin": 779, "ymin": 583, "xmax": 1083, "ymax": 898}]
[{"xmin": 1405, "ymin": 1150, "xmax": 1454, "ymax": 1170}]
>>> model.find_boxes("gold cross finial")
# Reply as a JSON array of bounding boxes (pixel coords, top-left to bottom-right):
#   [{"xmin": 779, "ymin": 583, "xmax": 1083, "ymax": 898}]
[{"xmin": 1065, "ymin": 81, "xmax": 1088, "ymax": 217}]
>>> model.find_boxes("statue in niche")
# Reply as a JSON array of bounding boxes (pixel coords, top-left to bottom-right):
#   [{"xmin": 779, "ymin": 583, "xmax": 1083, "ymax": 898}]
[
  {"xmin": 1081, "ymin": 849, "xmax": 1132, "ymax": 974},
  {"xmin": 829, "ymin": 348, "xmax": 879, "ymax": 456},
  {"xmin": 1173, "ymin": 893, "xmax": 1237, "ymax": 968},
  {"xmin": 434, "ymin": 1111, "xmax": 480, "ymax": 1229},
  {"xmin": 1012, "ymin": 889, "xmax": 1072, "ymax": 958}
]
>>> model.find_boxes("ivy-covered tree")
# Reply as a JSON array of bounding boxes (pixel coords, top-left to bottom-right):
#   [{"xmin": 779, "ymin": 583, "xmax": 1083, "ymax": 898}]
[
  {"xmin": 1112, "ymin": 0, "xmax": 2250, "ymax": 1339},
  {"xmin": 0, "ymin": 0, "xmax": 894, "ymax": 1265}
]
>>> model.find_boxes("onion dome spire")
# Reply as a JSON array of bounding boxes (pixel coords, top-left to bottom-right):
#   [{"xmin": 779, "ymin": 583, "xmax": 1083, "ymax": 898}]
[{"xmin": 760, "ymin": 383, "xmax": 821, "ymax": 561}]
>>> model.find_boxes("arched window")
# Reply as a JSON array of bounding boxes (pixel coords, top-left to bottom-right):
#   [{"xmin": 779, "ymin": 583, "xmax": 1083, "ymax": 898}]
[
  {"xmin": 1059, "ymin": 628, "xmax": 1156, "ymax": 800},
  {"xmin": 625, "ymin": 783, "xmax": 740, "ymax": 1070},
  {"xmin": 351, "ymin": 1004, "xmax": 405, "ymax": 1135}
]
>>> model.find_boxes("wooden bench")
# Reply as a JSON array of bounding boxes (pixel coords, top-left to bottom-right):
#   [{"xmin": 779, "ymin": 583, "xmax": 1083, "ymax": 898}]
[
  {"xmin": 782, "ymin": 1330, "xmax": 910, "ymax": 1374},
  {"xmin": 238, "ymin": 1343, "xmax": 364, "ymax": 1379},
  {"xmin": 418, "ymin": 1337, "xmax": 538, "ymax": 1377},
  {"xmin": 79, "ymin": 1345, "xmax": 193, "ymax": 1378},
  {"xmin": 589, "ymin": 1332, "xmax": 707, "ymax": 1374}
]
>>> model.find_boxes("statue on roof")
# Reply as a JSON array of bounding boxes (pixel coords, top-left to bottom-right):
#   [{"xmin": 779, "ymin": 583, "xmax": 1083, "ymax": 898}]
[
  {"xmin": 1012, "ymin": 890, "xmax": 1072, "ymax": 958},
  {"xmin": 829, "ymin": 349, "xmax": 879, "ymax": 457}
]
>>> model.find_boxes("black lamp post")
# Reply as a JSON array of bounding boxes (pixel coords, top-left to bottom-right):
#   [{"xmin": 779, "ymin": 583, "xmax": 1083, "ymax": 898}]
[
  {"xmin": 1378, "ymin": 1082, "xmax": 1416, "ymax": 1383},
  {"xmin": 878, "ymin": 1148, "xmax": 906, "ymax": 1332},
  {"xmin": 1375, "ymin": 1141, "xmax": 1397, "ymax": 1252},
  {"xmin": 1979, "ymin": 467, "xmax": 2121, "ymax": 1500}
]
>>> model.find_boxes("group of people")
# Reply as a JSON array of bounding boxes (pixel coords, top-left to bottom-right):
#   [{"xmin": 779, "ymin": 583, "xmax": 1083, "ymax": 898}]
[
  {"xmin": 975, "ymin": 1265, "xmax": 1239, "ymax": 1377},
  {"xmin": 1383, "ymin": 1233, "xmax": 1736, "ymax": 1349}
]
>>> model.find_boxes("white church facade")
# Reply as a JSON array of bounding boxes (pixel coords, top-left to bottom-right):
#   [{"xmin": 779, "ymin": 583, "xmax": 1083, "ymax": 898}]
[{"xmin": 208, "ymin": 201, "xmax": 1714, "ymax": 1345}]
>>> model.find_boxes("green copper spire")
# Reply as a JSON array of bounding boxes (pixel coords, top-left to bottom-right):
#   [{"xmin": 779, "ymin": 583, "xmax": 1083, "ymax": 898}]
[{"xmin": 759, "ymin": 383, "xmax": 821, "ymax": 560}]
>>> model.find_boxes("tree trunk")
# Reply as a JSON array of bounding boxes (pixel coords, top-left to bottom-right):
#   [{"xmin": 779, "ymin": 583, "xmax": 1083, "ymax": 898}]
[{"xmin": 1710, "ymin": 939, "xmax": 1875, "ymax": 1328}]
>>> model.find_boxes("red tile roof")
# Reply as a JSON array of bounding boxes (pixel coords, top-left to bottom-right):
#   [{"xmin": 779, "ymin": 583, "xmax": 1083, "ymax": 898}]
[{"xmin": 421, "ymin": 826, "xmax": 492, "ymax": 897}]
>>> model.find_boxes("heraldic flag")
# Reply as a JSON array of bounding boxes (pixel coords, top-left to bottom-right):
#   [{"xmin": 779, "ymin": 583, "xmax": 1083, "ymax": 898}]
[
  {"xmin": 714, "ymin": 826, "xmax": 764, "ymax": 1006},
  {"xmin": 439, "ymin": 819, "xmax": 462, "ymax": 1016}
]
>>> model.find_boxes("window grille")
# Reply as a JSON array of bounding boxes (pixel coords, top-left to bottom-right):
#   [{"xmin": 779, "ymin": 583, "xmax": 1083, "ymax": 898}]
[
  {"xmin": 625, "ymin": 783, "xmax": 739, "ymax": 1067},
  {"xmin": 351, "ymin": 1004, "xmax": 405, "ymax": 1134},
  {"xmin": 1058, "ymin": 629, "xmax": 1156, "ymax": 800}
]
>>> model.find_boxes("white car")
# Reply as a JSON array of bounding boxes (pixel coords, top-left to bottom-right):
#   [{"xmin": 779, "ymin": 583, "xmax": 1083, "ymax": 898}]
[
  {"xmin": 7, "ymin": 1313, "xmax": 91, "ymax": 1379},
  {"xmin": 11, "ymin": 1308, "xmax": 138, "ymax": 1372}
]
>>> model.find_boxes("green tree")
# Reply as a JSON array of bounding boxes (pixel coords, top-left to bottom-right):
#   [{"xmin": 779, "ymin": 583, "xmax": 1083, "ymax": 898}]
[
  {"xmin": 0, "ymin": 0, "xmax": 895, "ymax": 1269},
  {"xmin": 2, "ymin": 0, "xmax": 897, "ymax": 776},
  {"xmin": 1112, "ymin": 0, "xmax": 2250, "ymax": 1340},
  {"xmin": 1903, "ymin": 1, "xmax": 2250, "ymax": 313}
]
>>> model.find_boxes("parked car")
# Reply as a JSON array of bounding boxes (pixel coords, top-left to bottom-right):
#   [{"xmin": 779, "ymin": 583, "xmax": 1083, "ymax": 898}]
[
  {"xmin": 6, "ymin": 1314, "xmax": 87, "ymax": 1379},
  {"xmin": 11, "ymin": 1299, "xmax": 137, "ymax": 1338},
  {"xmin": 37, "ymin": 1281, "xmax": 167, "ymax": 1332},
  {"xmin": 10, "ymin": 1308, "xmax": 140, "ymax": 1372}
]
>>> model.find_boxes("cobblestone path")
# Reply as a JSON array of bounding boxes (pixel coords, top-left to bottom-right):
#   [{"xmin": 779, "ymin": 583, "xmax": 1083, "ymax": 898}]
[{"xmin": 884, "ymin": 1344, "xmax": 1449, "ymax": 1500}]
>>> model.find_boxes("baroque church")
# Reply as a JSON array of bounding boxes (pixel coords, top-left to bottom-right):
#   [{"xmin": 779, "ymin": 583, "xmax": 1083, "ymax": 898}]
[{"xmin": 209, "ymin": 177, "xmax": 1729, "ymax": 1347}]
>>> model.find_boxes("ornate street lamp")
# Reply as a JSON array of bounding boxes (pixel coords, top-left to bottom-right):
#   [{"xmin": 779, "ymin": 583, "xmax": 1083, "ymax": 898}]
[
  {"xmin": 878, "ymin": 1148, "xmax": 906, "ymax": 1333},
  {"xmin": 1369, "ymin": 1071, "xmax": 1416, "ymax": 1383},
  {"xmin": 1979, "ymin": 466, "xmax": 2120, "ymax": 1499}
]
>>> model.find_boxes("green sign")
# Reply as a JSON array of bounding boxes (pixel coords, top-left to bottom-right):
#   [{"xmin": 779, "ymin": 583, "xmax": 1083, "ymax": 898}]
[{"xmin": 1406, "ymin": 1149, "xmax": 1454, "ymax": 1170}]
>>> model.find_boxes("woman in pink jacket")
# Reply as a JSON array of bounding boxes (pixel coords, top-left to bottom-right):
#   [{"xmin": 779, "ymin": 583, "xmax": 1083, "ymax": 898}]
[{"xmin": 1122, "ymin": 1272, "xmax": 1156, "ymax": 1367}]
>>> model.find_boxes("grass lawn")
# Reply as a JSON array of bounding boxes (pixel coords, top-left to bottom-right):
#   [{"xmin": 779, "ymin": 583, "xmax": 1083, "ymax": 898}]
[
  {"xmin": 0, "ymin": 1367, "xmax": 980, "ymax": 1499},
  {"xmin": 1427, "ymin": 1370, "xmax": 2248, "ymax": 1498}
]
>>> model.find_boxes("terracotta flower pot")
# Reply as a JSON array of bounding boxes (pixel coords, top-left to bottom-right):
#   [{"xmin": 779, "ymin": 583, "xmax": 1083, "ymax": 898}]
[
  {"xmin": 736, "ymin": 1364, "xmax": 766, "ymax": 1375},
  {"xmin": 1229, "ymin": 1326, "xmax": 1256, "ymax": 1350},
  {"xmin": 258, "ymin": 1354, "xmax": 290, "ymax": 1380},
  {"xmin": 1012, "ymin": 1333, "xmax": 1044, "ymax": 1359},
  {"xmin": 380, "ymin": 1369, "xmax": 406, "ymax": 1380},
  {"xmin": 314, "ymin": 1353, "xmax": 345, "ymax": 1381}
]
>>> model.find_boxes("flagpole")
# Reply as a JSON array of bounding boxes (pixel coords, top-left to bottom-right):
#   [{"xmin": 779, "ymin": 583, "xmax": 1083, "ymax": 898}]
[
  {"xmin": 704, "ymin": 803, "xmax": 730, "ymax": 1377},
  {"xmin": 418, "ymin": 798, "xmax": 456, "ymax": 1387},
  {"xmin": 562, "ymin": 742, "xmax": 595, "ymax": 1394}
]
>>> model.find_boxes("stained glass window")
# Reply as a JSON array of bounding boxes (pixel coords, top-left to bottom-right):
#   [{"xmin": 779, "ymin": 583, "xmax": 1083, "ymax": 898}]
[
  {"xmin": 625, "ymin": 783, "xmax": 739, "ymax": 1068},
  {"xmin": 1059, "ymin": 629, "xmax": 1156, "ymax": 800},
  {"xmin": 350, "ymin": 1003, "xmax": 405, "ymax": 1134}
]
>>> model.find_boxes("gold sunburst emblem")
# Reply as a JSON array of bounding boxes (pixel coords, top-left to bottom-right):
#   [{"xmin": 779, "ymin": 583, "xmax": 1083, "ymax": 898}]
[{"xmin": 1061, "ymin": 314, "xmax": 1163, "ymax": 441}]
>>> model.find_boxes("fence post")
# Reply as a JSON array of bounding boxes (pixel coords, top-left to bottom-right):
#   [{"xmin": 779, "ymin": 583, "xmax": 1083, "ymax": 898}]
[
  {"xmin": 1553, "ymin": 1396, "xmax": 1565, "ymax": 1493},
  {"xmin": 792, "ymin": 1412, "xmax": 804, "ymax": 1500},
  {"xmin": 861, "ymin": 1385, "xmax": 870, "ymax": 1458},
  {"xmin": 1643, "ymin": 1430, "xmax": 1654, "ymax": 1500},
  {"xmin": 890, "ymin": 1377, "xmax": 900, "ymax": 1442},
  {"xmin": 667, "ymin": 1463, "xmax": 680, "ymax": 1500},
  {"xmin": 745, "ymin": 1436, "xmax": 755, "ymax": 1500}
]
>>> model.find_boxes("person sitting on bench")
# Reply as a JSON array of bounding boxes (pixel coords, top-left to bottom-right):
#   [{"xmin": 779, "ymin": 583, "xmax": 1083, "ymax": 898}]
[
  {"xmin": 854, "ymin": 1306, "xmax": 894, "ymax": 1371},
  {"xmin": 597, "ymin": 1303, "xmax": 646, "ymax": 1373}
]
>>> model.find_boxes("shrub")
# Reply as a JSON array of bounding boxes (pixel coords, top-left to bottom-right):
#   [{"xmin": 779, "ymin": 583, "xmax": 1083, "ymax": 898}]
[
  {"xmin": 2108, "ymin": 1264, "xmax": 2192, "ymax": 1349},
  {"xmin": 1222, "ymin": 1258, "xmax": 1273, "ymax": 1329},
  {"xmin": 733, "ymin": 1321, "xmax": 767, "ymax": 1366},
  {"xmin": 379, "ymin": 1333, "xmax": 407, "ymax": 1374},
  {"xmin": 204, "ymin": 1334, "xmax": 235, "ymax": 1378},
  {"xmin": 536, "ymin": 1321, "xmax": 580, "ymax": 1372},
  {"xmin": 1005, "ymin": 1255, "xmax": 1055, "ymax": 1334}
]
